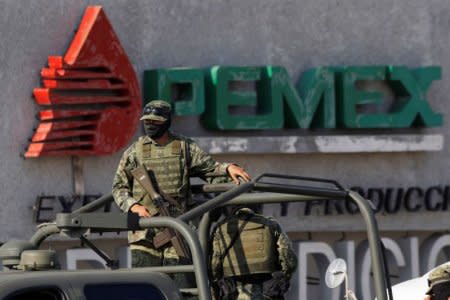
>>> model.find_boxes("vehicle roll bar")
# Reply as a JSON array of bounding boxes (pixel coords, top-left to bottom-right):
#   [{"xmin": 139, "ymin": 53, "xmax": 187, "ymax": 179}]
[{"xmin": 26, "ymin": 173, "xmax": 389, "ymax": 300}]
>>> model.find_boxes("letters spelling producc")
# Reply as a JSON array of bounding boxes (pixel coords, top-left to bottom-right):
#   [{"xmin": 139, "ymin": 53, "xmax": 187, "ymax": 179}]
[
  {"xmin": 276, "ymin": 185, "xmax": 450, "ymax": 217},
  {"xmin": 144, "ymin": 65, "xmax": 442, "ymax": 130}
]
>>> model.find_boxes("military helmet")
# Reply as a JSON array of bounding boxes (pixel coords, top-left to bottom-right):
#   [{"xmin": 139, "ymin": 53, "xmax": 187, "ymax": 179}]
[
  {"xmin": 426, "ymin": 264, "xmax": 450, "ymax": 294},
  {"xmin": 140, "ymin": 100, "xmax": 172, "ymax": 122}
]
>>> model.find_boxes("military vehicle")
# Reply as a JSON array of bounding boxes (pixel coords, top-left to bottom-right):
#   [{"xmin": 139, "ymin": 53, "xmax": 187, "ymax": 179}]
[{"xmin": 0, "ymin": 173, "xmax": 392, "ymax": 300}]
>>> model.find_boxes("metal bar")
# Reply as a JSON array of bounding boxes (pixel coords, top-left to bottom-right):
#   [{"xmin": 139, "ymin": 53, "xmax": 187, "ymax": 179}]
[
  {"xmin": 191, "ymin": 177, "xmax": 345, "ymax": 195},
  {"xmin": 135, "ymin": 265, "xmax": 195, "ymax": 273},
  {"xmin": 253, "ymin": 182, "xmax": 348, "ymax": 199},
  {"xmin": 29, "ymin": 223, "xmax": 60, "ymax": 247},
  {"xmin": 80, "ymin": 235, "xmax": 118, "ymax": 269},
  {"xmin": 72, "ymin": 193, "xmax": 114, "ymax": 214},
  {"xmin": 197, "ymin": 211, "xmax": 211, "ymax": 257},
  {"xmin": 139, "ymin": 216, "xmax": 210, "ymax": 300},
  {"xmin": 254, "ymin": 173, "xmax": 345, "ymax": 190},
  {"xmin": 348, "ymin": 191, "xmax": 388, "ymax": 300},
  {"xmin": 56, "ymin": 212, "xmax": 140, "ymax": 231},
  {"xmin": 225, "ymin": 193, "xmax": 327, "ymax": 205},
  {"xmin": 178, "ymin": 182, "xmax": 254, "ymax": 223},
  {"xmin": 180, "ymin": 288, "xmax": 198, "ymax": 295},
  {"xmin": 191, "ymin": 183, "xmax": 236, "ymax": 194}
]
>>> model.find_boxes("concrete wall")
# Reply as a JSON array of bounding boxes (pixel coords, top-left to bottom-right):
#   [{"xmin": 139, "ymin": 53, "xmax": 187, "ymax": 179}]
[
  {"xmin": 0, "ymin": 0, "xmax": 448, "ymax": 245},
  {"xmin": 1, "ymin": 1, "xmax": 450, "ymax": 298}
]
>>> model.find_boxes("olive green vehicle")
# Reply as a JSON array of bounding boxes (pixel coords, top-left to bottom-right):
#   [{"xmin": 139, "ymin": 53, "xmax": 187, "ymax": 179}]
[{"xmin": 0, "ymin": 174, "xmax": 393, "ymax": 300}]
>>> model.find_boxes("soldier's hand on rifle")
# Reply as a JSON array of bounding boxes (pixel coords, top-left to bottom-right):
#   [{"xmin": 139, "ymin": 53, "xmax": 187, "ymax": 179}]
[
  {"xmin": 227, "ymin": 164, "xmax": 251, "ymax": 184},
  {"xmin": 130, "ymin": 204, "xmax": 151, "ymax": 217}
]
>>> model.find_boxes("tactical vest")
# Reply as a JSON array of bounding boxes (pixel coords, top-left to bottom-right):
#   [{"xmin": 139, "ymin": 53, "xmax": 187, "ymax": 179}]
[
  {"xmin": 218, "ymin": 214, "xmax": 279, "ymax": 277},
  {"xmin": 132, "ymin": 138, "xmax": 188, "ymax": 216}
]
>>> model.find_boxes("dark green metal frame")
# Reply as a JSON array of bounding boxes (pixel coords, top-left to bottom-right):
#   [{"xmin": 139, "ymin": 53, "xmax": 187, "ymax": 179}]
[{"xmin": 23, "ymin": 173, "xmax": 389, "ymax": 300}]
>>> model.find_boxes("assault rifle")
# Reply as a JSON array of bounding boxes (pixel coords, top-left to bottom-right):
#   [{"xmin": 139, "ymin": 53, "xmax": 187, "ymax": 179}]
[{"xmin": 131, "ymin": 165, "xmax": 191, "ymax": 262}]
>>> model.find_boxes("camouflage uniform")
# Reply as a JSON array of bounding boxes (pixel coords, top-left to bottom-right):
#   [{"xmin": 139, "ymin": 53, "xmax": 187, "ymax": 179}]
[
  {"xmin": 113, "ymin": 132, "xmax": 229, "ymax": 245},
  {"xmin": 113, "ymin": 100, "xmax": 230, "ymax": 272},
  {"xmin": 211, "ymin": 208, "xmax": 298, "ymax": 300},
  {"xmin": 426, "ymin": 263, "xmax": 450, "ymax": 298}
]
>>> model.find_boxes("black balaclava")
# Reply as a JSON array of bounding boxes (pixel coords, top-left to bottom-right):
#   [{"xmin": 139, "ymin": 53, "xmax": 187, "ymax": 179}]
[{"xmin": 143, "ymin": 116, "xmax": 171, "ymax": 139}]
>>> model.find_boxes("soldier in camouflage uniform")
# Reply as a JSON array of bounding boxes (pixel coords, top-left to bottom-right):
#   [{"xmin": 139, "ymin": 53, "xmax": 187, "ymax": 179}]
[
  {"xmin": 112, "ymin": 100, "xmax": 250, "ymax": 275},
  {"xmin": 425, "ymin": 264, "xmax": 450, "ymax": 300},
  {"xmin": 210, "ymin": 207, "xmax": 298, "ymax": 300}
]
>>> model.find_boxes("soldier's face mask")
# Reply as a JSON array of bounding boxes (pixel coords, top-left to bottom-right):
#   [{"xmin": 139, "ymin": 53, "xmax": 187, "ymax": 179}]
[{"xmin": 143, "ymin": 118, "xmax": 171, "ymax": 139}]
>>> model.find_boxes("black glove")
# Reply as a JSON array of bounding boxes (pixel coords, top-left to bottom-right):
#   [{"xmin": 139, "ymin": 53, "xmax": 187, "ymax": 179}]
[{"xmin": 263, "ymin": 271, "xmax": 290, "ymax": 297}]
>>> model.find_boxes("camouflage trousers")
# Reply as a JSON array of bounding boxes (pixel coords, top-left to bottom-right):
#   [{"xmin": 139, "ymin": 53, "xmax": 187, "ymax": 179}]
[
  {"xmin": 212, "ymin": 281, "xmax": 285, "ymax": 300},
  {"xmin": 131, "ymin": 245, "xmax": 197, "ymax": 300},
  {"xmin": 131, "ymin": 244, "xmax": 180, "ymax": 268}
]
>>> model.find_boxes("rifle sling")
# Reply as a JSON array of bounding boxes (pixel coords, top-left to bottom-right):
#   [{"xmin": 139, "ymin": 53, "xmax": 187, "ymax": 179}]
[
  {"xmin": 220, "ymin": 213, "xmax": 253, "ymax": 264},
  {"xmin": 131, "ymin": 165, "xmax": 182, "ymax": 210}
]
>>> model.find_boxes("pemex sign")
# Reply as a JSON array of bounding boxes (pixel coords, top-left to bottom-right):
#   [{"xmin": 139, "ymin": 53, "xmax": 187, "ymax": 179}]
[
  {"xmin": 144, "ymin": 65, "xmax": 442, "ymax": 130},
  {"xmin": 24, "ymin": 6, "xmax": 443, "ymax": 158}
]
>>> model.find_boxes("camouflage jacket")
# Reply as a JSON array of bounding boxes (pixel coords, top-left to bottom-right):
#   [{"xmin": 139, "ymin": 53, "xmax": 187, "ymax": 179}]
[{"xmin": 112, "ymin": 132, "xmax": 230, "ymax": 243}]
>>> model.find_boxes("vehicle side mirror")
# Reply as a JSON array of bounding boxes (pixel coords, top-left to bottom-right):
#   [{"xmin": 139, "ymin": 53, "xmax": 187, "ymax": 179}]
[{"xmin": 325, "ymin": 258, "xmax": 358, "ymax": 300}]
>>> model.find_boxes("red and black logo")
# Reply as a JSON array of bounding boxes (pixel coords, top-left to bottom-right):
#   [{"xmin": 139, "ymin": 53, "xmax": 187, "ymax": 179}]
[{"xmin": 25, "ymin": 6, "xmax": 141, "ymax": 158}]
